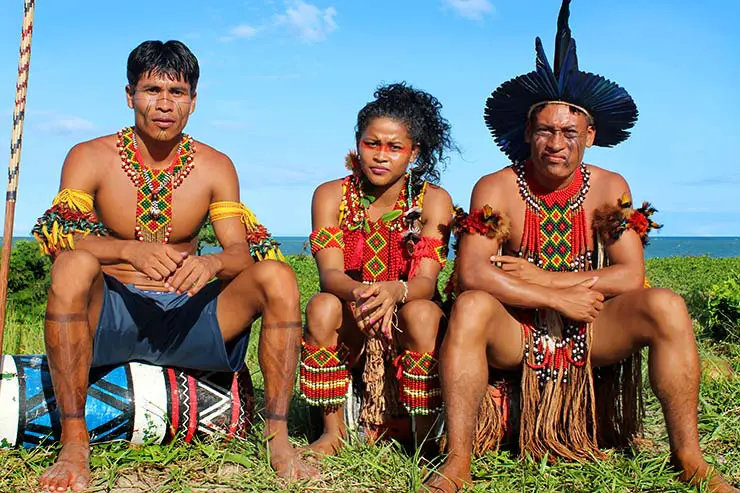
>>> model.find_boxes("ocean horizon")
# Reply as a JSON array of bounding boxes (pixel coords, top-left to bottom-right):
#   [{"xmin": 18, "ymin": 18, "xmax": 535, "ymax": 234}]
[
  {"xmin": 270, "ymin": 236, "xmax": 740, "ymax": 259},
  {"xmin": 6, "ymin": 236, "xmax": 738, "ymax": 259}
]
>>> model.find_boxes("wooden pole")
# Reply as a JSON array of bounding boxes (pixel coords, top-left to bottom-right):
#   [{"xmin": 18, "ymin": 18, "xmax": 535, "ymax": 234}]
[{"xmin": 0, "ymin": 0, "xmax": 36, "ymax": 353}]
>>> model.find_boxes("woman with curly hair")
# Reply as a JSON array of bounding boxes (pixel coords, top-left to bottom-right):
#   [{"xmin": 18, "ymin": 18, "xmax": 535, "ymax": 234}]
[{"xmin": 300, "ymin": 82, "xmax": 455, "ymax": 455}]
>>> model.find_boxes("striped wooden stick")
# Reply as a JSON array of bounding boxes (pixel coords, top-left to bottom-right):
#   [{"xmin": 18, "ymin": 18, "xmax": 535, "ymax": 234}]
[{"xmin": 0, "ymin": 0, "xmax": 36, "ymax": 352}]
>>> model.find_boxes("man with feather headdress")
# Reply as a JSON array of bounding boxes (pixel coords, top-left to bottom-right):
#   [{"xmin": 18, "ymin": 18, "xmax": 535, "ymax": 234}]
[{"xmin": 424, "ymin": 2, "xmax": 738, "ymax": 492}]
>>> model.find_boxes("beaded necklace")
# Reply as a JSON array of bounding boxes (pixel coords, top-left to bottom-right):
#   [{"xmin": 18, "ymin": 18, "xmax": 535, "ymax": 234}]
[
  {"xmin": 340, "ymin": 153, "xmax": 421, "ymax": 282},
  {"xmin": 117, "ymin": 127, "xmax": 196, "ymax": 243},
  {"xmin": 357, "ymin": 174, "xmax": 408, "ymax": 282},
  {"xmin": 515, "ymin": 160, "xmax": 591, "ymax": 385},
  {"xmin": 516, "ymin": 160, "xmax": 591, "ymax": 271}
]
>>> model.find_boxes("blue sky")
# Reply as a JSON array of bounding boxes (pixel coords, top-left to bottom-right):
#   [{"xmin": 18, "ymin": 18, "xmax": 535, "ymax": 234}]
[{"xmin": 0, "ymin": 0, "xmax": 738, "ymax": 237}]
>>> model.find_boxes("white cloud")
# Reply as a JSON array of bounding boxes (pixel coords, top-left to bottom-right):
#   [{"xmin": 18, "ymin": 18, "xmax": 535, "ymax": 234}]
[
  {"xmin": 220, "ymin": 23, "xmax": 259, "ymax": 42},
  {"xmin": 36, "ymin": 115, "xmax": 95, "ymax": 134},
  {"xmin": 276, "ymin": 1, "xmax": 337, "ymax": 43},
  {"xmin": 230, "ymin": 24, "xmax": 259, "ymax": 38},
  {"xmin": 442, "ymin": 0, "xmax": 494, "ymax": 21}
]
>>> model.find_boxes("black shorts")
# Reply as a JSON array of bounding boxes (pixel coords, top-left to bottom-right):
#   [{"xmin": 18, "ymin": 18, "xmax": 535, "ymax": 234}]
[{"xmin": 92, "ymin": 275, "xmax": 249, "ymax": 372}]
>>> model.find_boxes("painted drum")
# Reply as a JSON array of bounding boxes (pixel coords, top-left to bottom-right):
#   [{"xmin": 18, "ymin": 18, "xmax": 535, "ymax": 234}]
[{"xmin": 0, "ymin": 355, "xmax": 253, "ymax": 448}]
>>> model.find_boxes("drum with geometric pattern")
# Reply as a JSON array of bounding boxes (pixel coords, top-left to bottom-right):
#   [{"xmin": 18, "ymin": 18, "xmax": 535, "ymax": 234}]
[{"xmin": 0, "ymin": 355, "xmax": 253, "ymax": 448}]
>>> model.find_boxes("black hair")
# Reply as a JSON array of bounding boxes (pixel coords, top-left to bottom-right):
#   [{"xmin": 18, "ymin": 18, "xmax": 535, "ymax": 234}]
[
  {"xmin": 356, "ymin": 82, "xmax": 454, "ymax": 189},
  {"xmin": 528, "ymin": 103, "xmax": 595, "ymax": 127},
  {"xmin": 127, "ymin": 40, "xmax": 200, "ymax": 95}
]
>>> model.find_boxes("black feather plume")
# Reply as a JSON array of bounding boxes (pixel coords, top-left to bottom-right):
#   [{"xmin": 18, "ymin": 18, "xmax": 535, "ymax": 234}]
[
  {"xmin": 554, "ymin": 0, "xmax": 576, "ymax": 78},
  {"xmin": 483, "ymin": 0, "xmax": 638, "ymax": 164}
]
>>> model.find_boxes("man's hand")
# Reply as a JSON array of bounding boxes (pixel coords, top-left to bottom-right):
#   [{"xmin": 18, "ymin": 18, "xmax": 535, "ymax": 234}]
[
  {"xmin": 492, "ymin": 255, "xmax": 553, "ymax": 287},
  {"xmin": 126, "ymin": 242, "xmax": 188, "ymax": 281},
  {"xmin": 551, "ymin": 277, "xmax": 605, "ymax": 323},
  {"xmin": 165, "ymin": 255, "xmax": 222, "ymax": 296},
  {"xmin": 351, "ymin": 281, "xmax": 405, "ymax": 339}
]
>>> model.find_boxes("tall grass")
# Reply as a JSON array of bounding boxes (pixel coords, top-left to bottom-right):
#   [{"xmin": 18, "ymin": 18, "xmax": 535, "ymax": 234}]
[{"xmin": 0, "ymin": 256, "xmax": 738, "ymax": 492}]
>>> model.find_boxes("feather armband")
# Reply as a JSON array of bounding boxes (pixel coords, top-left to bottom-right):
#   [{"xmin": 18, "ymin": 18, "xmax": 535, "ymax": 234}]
[
  {"xmin": 452, "ymin": 205, "xmax": 511, "ymax": 242},
  {"xmin": 309, "ymin": 226, "xmax": 344, "ymax": 255},
  {"xmin": 209, "ymin": 201, "xmax": 284, "ymax": 261},
  {"xmin": 408, "ymin": 236, "xmax": 448, "ymax": 278},
  {"xmin": 32, "ymin": 189, "xmax": 108, "ymax": 256},
  {"xmin": 593, "ymin": 195, "xmax": 661, "ymax": 246}
]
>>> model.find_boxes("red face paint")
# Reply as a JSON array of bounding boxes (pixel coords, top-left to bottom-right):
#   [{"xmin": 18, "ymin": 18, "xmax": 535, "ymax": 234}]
[{"xmin": 360, "ymin": 140, "xmax": 411, "ymax": 156}]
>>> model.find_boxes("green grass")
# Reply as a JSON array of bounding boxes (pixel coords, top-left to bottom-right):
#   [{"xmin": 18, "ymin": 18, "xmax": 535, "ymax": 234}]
[{"xmin": 1, "ymin": 256, "xmax": 739, "ymax": 492}]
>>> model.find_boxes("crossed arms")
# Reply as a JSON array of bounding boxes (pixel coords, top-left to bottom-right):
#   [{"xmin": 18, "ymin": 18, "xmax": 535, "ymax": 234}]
[{"xmin": 458, "ymin": 171, "xmax": 646, "ymax": 322}]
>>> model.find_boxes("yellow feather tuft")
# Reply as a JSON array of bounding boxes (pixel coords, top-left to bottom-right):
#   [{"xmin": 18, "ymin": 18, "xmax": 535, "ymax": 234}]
[{"xmin": 52, "ymin": 189, "xmax": 94, "ymax": 212}]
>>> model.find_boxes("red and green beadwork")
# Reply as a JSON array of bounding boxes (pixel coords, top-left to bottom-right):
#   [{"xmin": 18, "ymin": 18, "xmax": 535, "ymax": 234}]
[
  {"xmin": 309, "ymin": 226, "xmax": 344, "ymax": 254},
  {"xmin": 300, "ymin": 341, "xmax": 351, "ymax": 409},
  {"xmin": 396, "ymin": 350, "xmax": 442, "ymax": 415},
  {"xmin": 516, "ymin": 160, "xmax": 591, "ymax": 385},
  {"xmin": 117, "ymin": 127, "xmax": 196, "ymax": 243}
]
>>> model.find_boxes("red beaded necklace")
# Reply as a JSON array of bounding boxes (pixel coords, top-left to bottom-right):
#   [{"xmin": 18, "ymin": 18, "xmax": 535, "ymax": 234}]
[
  {"xmin": 351, "ymin": 174, "xmax": 409, "ymax": 282},
  {"xmin": 339, "ymin": 152, "xmax": 423, "ymax": 283},
  {"xmin": 516, "ymin": 160, "xmax": 592, "ymax": 385},
  {"xmin": 517, "ymin": 160, "xmax": 591, "ymax": 272},
  {"xmin": 117, "ymin": 127, "xmax": 196, "ymax": 243}
]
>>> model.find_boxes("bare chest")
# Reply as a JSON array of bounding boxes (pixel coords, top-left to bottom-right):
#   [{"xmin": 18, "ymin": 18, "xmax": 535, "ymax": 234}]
[
  {"xmin": 503, "ymin": 190, "xmax": 602, "ymax": 255},
  {"xmin": 94, "ymin": 160, "xmax": 212, "ymax": 242}
]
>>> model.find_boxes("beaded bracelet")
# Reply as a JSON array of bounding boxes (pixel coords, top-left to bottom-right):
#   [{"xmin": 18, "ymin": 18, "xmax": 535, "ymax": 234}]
[{"xmin": 398, "ymin": 280, "xmax": 409, "ymax": 304}]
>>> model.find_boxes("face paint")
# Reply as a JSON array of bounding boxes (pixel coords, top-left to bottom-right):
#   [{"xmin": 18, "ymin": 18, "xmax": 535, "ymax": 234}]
[
  {"xmin": 129, "ymin": 73, "xmax": 195, "ymax": 142},
  {"xmin": 132, "ymin": 93, "xmax": 192, "ymax": 107},
  {"xmin": 360, "ymin": 140, "xmax": 411, "ymax": 158}
]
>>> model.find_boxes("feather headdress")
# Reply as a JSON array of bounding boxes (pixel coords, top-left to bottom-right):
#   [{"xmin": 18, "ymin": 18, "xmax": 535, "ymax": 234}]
[{"xmin": 484, "ymin": 0, "xmax": 638, "ymax": 164}]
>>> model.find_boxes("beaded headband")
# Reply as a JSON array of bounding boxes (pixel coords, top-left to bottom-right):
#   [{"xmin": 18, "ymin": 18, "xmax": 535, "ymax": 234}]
[{"xmin": 526, "ymin": 101, "xmax": 593, "ymax": 123}]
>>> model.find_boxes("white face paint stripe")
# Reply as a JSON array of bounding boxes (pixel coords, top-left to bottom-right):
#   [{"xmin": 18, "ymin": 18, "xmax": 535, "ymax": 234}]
[
  {"xmin": 0, "ymin": 356, "xmax": 19, "ymax": 446},
  {"xmin": 129, "ymin": 363, "xmax": 168, "ymax": 445}
]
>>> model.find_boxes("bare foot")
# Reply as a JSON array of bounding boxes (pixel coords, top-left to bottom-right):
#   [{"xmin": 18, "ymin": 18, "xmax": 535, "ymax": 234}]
[
  {"xmin": 302, "ymin": 431, "xmax": 345, "ymax": 457},
  {"xmin": 677, "ymin": 462, "xmax": 739, "ymax": 493},
  {"xmin": 270, "ymin": 442, "xmax": 321, "ymax": 481},
  {"xmin": 422, "ymin": 463, "xmax": 471, "ymax": 493},
  {"xmin": 39, "ymin": 443, "xmax": 90, "ymax": 492}
]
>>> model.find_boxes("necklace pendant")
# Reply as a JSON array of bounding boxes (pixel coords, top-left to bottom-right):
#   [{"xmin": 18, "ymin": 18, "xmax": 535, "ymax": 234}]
[{"xmin": 150, "ymin": 204, "xmax": 161, "ymax": 219}]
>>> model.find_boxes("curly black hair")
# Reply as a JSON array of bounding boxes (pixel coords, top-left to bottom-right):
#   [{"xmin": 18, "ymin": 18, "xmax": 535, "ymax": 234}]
[{"xmin": 355, "ymin": 82, "xmax": 455, "ymax": 190}]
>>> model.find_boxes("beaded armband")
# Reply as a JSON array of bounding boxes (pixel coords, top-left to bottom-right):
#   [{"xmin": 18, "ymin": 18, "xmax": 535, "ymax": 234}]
[
  {"xmin": 593, "ymin": 195, "xmax": 662, "ymax": 246},
  {"xmin": 395, "ymin": 350, "xmax": 442, "ymax": 416},
  {"xmin": 309, "ymin": 226, "xmax": 344, "ymax": 255},
  {"xmin": 408, "ymin": 236, "xmax": 448, "ymax": 278},
  {"xmin": 209, "ymin": 201, "xmax": 284, "ymax": 261},
  {"xmin": 32, "ymin": 189, "xmax": 108, "ymax": 256},
  {"xmin": 300, "ymin": 341, "xmax": 351, "ymax": 410},
  {"xmin": 452, "ymin": 205, "xmax": 511, "ymax": 242}
]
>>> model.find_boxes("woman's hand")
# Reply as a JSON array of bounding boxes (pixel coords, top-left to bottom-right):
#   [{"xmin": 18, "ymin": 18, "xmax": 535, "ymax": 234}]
[{"xmin": 351, "ymin": 281, "xmax": 406, "ymax": 338}]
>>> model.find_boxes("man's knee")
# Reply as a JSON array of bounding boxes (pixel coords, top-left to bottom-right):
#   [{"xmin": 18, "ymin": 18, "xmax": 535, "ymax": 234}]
[
  {"xmin": 251, "ymin": 260, "xmax": 299, "ymax": 305},
  {"xmin": 305, "ymin": 293, "xmax": 342, "ymax": 334},
  {"xmin": 446, "ymin": 291, "xmax": 503, "ymax": 342},
  {"xmin": 399, "ymin": 300, "xmax": 442, "ymax": 347},
  {"xmin": 49, "ymin": 250, "xmax": 101, "ymax": 303},
  {"xmin": 642, "ymin": 288, "xmax": 692, "ymax": 340}
]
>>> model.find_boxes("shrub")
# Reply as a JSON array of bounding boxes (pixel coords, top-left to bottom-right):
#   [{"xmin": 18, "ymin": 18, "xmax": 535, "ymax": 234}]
[
  {"xmin": 7, "ymin": 240, "xmax": 50, "ymax": 293},
  {"xmin": 196, "ymin": 221, "xmax": 217, "ymax": 256},
  {"xmin": 703, "ymin": 274, "xmax": 740, "ymax": 342}
]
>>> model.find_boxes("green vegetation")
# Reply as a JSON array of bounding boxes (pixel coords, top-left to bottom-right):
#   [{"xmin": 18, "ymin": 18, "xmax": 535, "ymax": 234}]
[
  {"xmin": 0, "ymin": 254, "xmax": 739, "ymax": 492},
  {"xmin": 196, "ymin": 221, "xmax": 218, "ymax": 256},
  {"xmin": 704, "ymin": 274, "xmax": 740, "ymax": 343}
]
